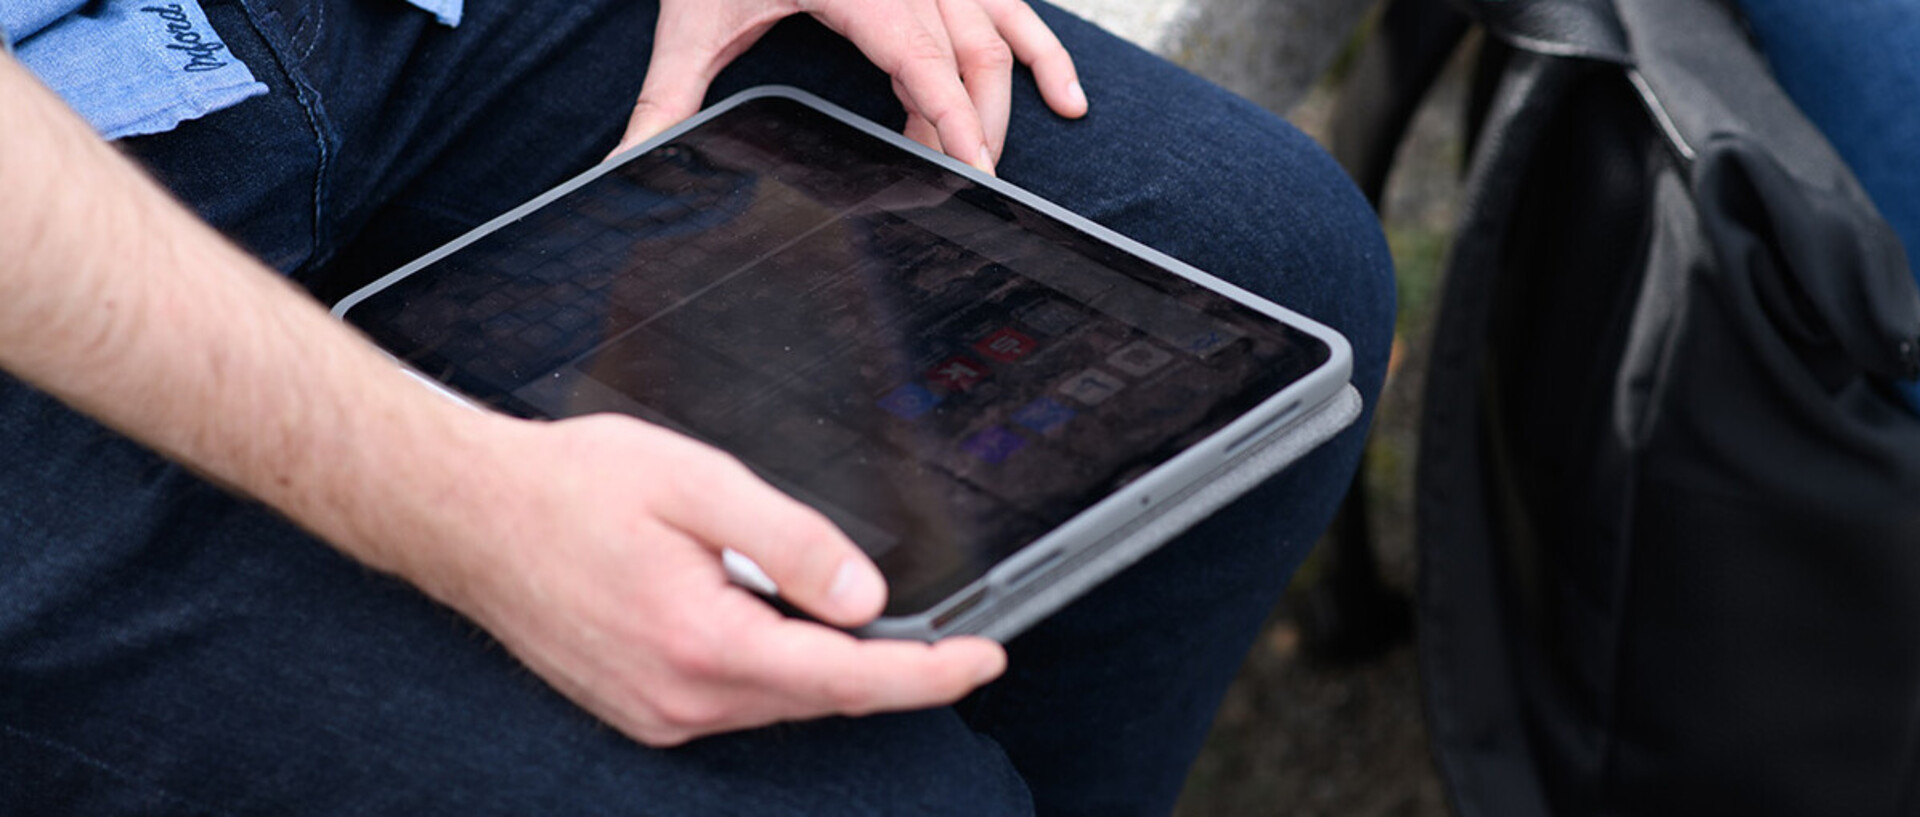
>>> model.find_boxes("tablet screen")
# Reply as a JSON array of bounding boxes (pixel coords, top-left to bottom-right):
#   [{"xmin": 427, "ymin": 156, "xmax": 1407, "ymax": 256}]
[{"xmin": 345, "ymin": 94, "xmax": 1331, "ymax": 616}]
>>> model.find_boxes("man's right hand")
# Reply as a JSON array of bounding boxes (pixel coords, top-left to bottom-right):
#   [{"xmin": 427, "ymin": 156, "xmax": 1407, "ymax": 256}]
[{"xmin": 402, "ymin": 411, "xmax": 1006, "ymax": 747}]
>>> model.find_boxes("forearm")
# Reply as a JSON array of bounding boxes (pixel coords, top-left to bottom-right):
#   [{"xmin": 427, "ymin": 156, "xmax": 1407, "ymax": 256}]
[
  {"xmin": 0, "ymin": 44, "xmax": 1001, "ymax": 748},
  {"xmin": 0, "ymin": 53, "xmax": 498, "ymax": 583}
]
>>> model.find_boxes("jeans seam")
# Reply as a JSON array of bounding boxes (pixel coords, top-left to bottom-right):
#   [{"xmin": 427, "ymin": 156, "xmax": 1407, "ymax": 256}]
[
  {"xmin": 0, "ymin": 721, "xmax": 237, "ymax": 817},
  {"xmin": 227, "ymin": 0, "xmax": 335, "ymax": 278}
]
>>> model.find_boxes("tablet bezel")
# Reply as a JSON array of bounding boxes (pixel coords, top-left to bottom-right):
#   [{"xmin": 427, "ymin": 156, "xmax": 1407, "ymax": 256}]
[{"xmin": 333, "ymin": 85, "xmax": 1355, "ymax": 640}]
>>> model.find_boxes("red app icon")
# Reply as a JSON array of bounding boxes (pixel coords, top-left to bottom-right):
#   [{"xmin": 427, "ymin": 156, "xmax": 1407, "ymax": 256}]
[
  {"xmin": 973, "ymin": 327, "xmax": 1038, "ymax": 363},
  {"xmin": 926, "ymin": 355, "xmax": 988, "ymax": 392}
]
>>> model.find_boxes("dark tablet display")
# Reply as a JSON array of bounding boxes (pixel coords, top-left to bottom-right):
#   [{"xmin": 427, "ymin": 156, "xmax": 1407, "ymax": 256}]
[{"xmin": 342, "ymin": 93, "xmax": 1332, "ymax": 617}]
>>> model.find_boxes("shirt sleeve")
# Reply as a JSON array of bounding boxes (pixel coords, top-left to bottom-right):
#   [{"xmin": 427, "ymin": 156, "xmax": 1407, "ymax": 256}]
[
  {"xmin": 14, "ymin": 1, "xmax": 267, "ymax": 140},
  {"xmin": 2, "ymin": 1, "xmax": 83, "ymax": 46}
]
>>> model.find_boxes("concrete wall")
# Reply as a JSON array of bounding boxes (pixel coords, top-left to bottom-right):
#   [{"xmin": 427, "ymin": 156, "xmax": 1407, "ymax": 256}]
[{"xmin": 1049, "ymin": 0, "xmax": 1372, "ymax": 113}]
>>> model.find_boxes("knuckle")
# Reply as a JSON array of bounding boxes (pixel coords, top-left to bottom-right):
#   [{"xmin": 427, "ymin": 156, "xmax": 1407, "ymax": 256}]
[
  {"xmin": 615, "ymin": 699, "xmax": 700, "ymax": 747},
  {"xmin": 658, "ymin": 628, "xmax": 727, "ymax": 681},
  {"xmin": 650, "ymin": 688, "xmax": 729, "ymax": 732},
  {"xmin": 900, "ymin": 30, "xmax": 952, "ymax": 68},
  {"xmin": 630, "ymin": 97, "xmax": 692, "ymax": 120},
  {"xmin": 960, "ymin": 38, "xmax": 1014, "ymax": 73},
  {"xmin": 665, "ymin": 447, "xmax": 744, "ymax": 504}
]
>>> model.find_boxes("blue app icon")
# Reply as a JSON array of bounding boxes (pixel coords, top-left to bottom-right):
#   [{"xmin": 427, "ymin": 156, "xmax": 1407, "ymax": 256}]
[
  {"xmin": 962, "ymin": 426, "xmax": 1027, "ymax": 464},
  {"xmin": 1012, "ymin": 396, "xmax": 1076, "ymax": 435},
  {"xmin": 877, "ymin": 383, "xmax": 942, "ymax": 419}
]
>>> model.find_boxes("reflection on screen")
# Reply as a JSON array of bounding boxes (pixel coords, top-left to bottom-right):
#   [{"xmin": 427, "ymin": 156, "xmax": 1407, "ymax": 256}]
[{"xmin": 349, "ymin": 97, "xmax": 1328, "ymax": 615}]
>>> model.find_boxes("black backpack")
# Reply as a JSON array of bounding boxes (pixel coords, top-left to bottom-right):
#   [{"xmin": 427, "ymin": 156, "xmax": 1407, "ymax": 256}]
[{"xmin": 1331, "ymin": 0, "xmax": 1920, "ymax": 813}]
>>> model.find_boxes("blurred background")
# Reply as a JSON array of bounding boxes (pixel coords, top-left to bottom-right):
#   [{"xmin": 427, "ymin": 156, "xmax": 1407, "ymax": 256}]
[{"xmin": 1048, "ymin": 1, "xmax": 1469, "ymax": 813}]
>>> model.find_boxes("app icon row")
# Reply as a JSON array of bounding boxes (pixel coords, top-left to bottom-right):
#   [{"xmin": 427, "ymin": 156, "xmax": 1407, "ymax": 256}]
[{"xmin": 876, "ymin": 332, "xmax": 1180, "ymax": 465}]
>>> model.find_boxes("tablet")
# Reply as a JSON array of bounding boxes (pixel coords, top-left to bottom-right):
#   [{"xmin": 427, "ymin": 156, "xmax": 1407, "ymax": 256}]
[{"xmin": 332, "ymin": 86, "xmax": 1360, "ymax": 642}]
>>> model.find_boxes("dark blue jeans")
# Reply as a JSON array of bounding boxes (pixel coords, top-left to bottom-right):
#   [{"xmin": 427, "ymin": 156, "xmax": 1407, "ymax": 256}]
[
  {"xmin": 0, "ymin": 0, "xmax": 1394, "ymax": 813},
  {"xmin": 1732, "ymin": 0, "xmax": 1920, "ymax": 411}
]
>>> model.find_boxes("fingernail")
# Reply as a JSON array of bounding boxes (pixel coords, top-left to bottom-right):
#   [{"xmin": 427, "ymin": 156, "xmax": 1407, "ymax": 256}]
[
  {"xmin": 974, "ymin": 655, "xmax": 1006, "ymax": 685},
  {"xmin": 977, "ymin": 143, "xmax": 997, "ymax": 175},
  {"xmin": 828, "ymin": 559, "xmax": 884, "ymax": 616},
  {"xmin": 1067, "ymin": 80, "xmax": 1087, "ymax": 110}
]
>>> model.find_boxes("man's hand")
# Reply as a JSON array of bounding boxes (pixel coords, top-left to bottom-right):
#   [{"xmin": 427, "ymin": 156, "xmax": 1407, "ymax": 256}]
[
  {"xmin": 616, "ymin": 0, "xmax": 1089, "ymax": 172},
  {"xmin": 0, "ymin": 51, "xmax": 1002, "ymax": 750},
  {"xmin": 419, "ymin": 412, "xmax": 1005, "ymax": 747}
]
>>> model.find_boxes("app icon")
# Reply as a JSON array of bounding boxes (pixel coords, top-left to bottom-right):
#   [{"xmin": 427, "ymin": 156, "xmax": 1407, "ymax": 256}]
[
  {"xmin": 926, "ymin": 355, "xmax": 988, "ymax": 392},
  {"xmin": 877, "ymin": 383, "xmax": 942, "ymax": 419},
  {"xmin": 1012, "ymin": 397, "xmax": 1077, "ymax": 435},
  {"xmin": 1014, "ymin": 299, "xmax": 1085, "ymax": 336},
  {"xmin": 973, "ymin": 327, "xmax": 1038, "ymax": 363},
  {"xmin": 1057, "ymin": 368, "xmax": 1126, "ymax": 406},
  {"xmin": 1106, "ymin": 340, "xmax": 1174, "ymax": 376},
  {"xmin": 962, "ymin": 426, "xmax": 1027, "ymax": 464}
]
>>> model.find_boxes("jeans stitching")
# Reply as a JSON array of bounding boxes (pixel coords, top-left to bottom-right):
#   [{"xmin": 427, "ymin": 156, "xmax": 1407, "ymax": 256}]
[
  {"xmin": 226, "ymin": 0, "xmax": 335, "ymax": 278},
  {"xmin": 295, "ymin": 0, "xmax": 323, "ymax": 63},
  {"xmin": 0, "ymin": 722, "xmax": 238, "ymax": 817}
]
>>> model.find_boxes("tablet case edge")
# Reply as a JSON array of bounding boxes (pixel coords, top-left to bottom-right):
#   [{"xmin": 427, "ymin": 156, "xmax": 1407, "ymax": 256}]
[{"xmin": 860, "ymin": 383, "xmax": 1363, "ymax": 642}]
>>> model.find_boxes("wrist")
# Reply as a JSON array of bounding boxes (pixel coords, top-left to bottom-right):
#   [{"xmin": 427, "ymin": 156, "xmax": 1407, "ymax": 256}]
[{"xmin": 298, "ymin": 388, "xmax": 525, "ymax": 594}]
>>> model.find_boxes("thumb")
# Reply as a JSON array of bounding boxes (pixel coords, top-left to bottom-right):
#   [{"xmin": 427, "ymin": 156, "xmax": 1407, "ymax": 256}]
[
  {"xmin": 615, "ymin": 0, "xmax": 732, "ymax": 157},
  {"xmin": 658, "ymin": 444, "xmax": 888, "ymax": 626},
  {"xmin": 615, "ymin": 7, "xmax": 786, "ymax": 156},
  {"xmin": 615, "ymin": 50, "xmax": 713, "ymax": 156}
]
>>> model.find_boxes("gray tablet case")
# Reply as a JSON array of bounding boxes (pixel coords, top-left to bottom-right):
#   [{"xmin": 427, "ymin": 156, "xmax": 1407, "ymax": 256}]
[
  {"xmin": 335, "ymin": 86, "xmax": 1363, "ymax": 643},
  {"xmin": 878, "ymin": 383, "xmax": 1360, "ymax": 642}
]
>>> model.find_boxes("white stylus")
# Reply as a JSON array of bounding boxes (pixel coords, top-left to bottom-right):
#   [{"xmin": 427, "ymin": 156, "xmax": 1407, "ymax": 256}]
[{"xmin": 722, "ymin": 548, "xmax": 779, "ymax": 596}]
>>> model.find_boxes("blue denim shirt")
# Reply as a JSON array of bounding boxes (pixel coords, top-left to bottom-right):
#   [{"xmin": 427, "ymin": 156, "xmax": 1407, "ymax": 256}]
[{"xmin": 3, "ymin": 0, "xmax": 462, "ymax": 140}]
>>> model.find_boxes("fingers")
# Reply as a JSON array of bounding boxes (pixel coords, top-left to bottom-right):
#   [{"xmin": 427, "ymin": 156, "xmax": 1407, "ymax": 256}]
[
  {"xmin": 617, "ymin": 34, "xmax": 714, "ymax": 154},
  {"xmin": 979, "ymin": 0, "xmax": 1086, "ymax": 119},
  {"xmin": 615, "ymin": 2, "xmax": 785, "ymax": 156},
  {"xmin": 812, "ymin": 0, "xmax": 1082, "ymax": 173},
  {"xmin": 703, "ymin": 614, "xmax": 1006, "ymax": 725},
  {"xmin": 471, "ymin": 415, "xmax": 1013, "ymax": 749},
  {"xmin": 745, "ymin": 624, "xmax": 1007, "ymax": 717},
  {"xmin": 632, "ymin": 619, "xmax": 1007, "ymax": 746},
  {"xmin": 902, "ymin": 110, "xmax": 942, "ymax": 153},
  {"xmin": 940, "ymin": 0, "xmax": 1014, "ymax": 163},
  {"xmin": 622, "ymin": 0, "xmax": 1084, "ymax": 170},
  {"xmin": 632, "ymin": 433, "xmax": 1005, "ymax": 735},
  {"xmin": 651, "ymin": 436, "xmax": 887, "ymax": 627},
  {"xmin": 878, "ymin": 0, "xmax": 1086, "ymax": 168},
  {"xmin": 852, "ymin": 5, "xmax": 996, "ymax": 172}
]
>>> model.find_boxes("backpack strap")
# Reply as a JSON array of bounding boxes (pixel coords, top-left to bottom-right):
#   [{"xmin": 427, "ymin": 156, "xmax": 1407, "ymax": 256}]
[
  {"xmin": 1413, "ymin": 43, "xmax": 1603, "ymax": 817},
  {"xmin": 1463, "ymin": 0, "xmax": 1632, "ymax": 64}
]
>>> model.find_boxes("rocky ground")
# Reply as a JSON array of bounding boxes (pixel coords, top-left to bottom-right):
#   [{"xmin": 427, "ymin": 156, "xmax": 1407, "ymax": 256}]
[
  {"xmin": 1169, "ymin": 61, "xmax": 1466, "ymax": 813},
  {"xmin": 1045, "ymin": 2, "xmax": 1473, "ymax": 813}
]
